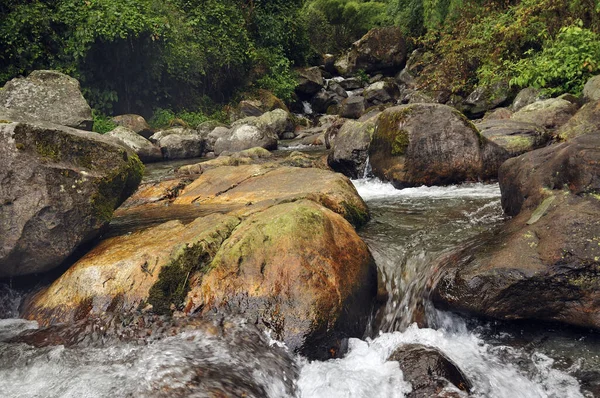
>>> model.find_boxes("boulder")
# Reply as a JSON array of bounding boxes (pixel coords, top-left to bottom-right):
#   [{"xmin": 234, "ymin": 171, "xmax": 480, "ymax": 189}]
[
  {"xmin": 339, "ymin": 78, "xmax": 365, "ymax": 91},
  {"xmin": 157, "ymin": 134, "xmax": 206, "ymax": 159},
  {"xmin": 369, "ymin": 104, "xmax": 509, "ymax": 188},
  {"xmin": 106, "ymin": 126, "xmax": 162, "ymax": 162},
  {"xmin": 328, "ymin": 117, "xmax": 377, "ymax": 178},
  {"xmin": 433, "ymin": 134, "xmax": 600, "ymax": 330},
  {"xmin": 511, "ymin": 87, "xmax": 545, "ymax": 112},
  {"xmin": 214, "ymin": 124, "xmax": 277, "ymax": 155},
  {"xmin": 112, "ymin": 114, "xmax": 153, "ymax": 138},
  {"xmin": 311, "ymin": 91, "xmax": 338, "ymax": 115},
  {"xmin": 148, "ymin": 127, "xmax": 197, "ymax": 143},
  {"xmin": 206, "ymin": 126, "xmax": 231, "ymax": 151},
  {"xmin": 364, "ymin": 81, "xmax": 400, "ymax": 106},
  {"xmin": 296, "ymin": 67, "xmax": 324, "ymax": 96},
  {"xmin": 483, "ymin": 107, "xmax": 513, "ymax": 120},
  {"xmin": 327, "ymin": 81, "xmax": 348, "ymax": 98},
  {"xmin": 340, "ymin": 96, "xmax": 366, "ymax": 119},
  {"xmin": 335, "ymin": 27, "xmax": 407, "ymax": 75},
  {"xmin": 464, "ymin": 81, "xmax": 510, "ymax": 117},
  {"xmin": 0, "ymin": 121, "xmax": 143, "ymax": 277},
  {"xmin": 237, "ymin": 100, "xmax": 264, "ymax": 117},
  {"xmin": 23, "ymin": 164, "xmax": 375, "ymax": 359},
  {"xmin": 0, "ymin": 70, "xmax": 92, "ymax": 130},
  {"xmin": 232, "ymin": 109, "xmax": 292, "ymax": 139},
  {"xmin": 556, "ymin": 100, "xmax": 600, "ymax": 141},
  {"xmin": 511, "ymin": 98, "xmax": 578, "ymax": 130},
  {"xmin": 389, "ymin": 344, "xmax": 472, "ymax": 397},
  {"xmin": 583, "ymin": 75, "xmax": 600, "ymax": 103},
  {"xmin": 476, "ymin": 119, "xmax": 551, "ymax": 156}
]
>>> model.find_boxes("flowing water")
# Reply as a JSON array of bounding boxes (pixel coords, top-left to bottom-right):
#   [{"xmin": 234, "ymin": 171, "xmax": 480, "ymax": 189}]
[{"xmin": 1, "ymin": 173, "xmax": 599, "ymax": 397}]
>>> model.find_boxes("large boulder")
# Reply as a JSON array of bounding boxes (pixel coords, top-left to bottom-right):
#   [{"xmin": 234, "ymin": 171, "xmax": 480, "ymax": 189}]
[
  {"xmin": 511, "ymin": 98, "xmax": 578, "ymax": 130},
  {"xmin": 339, "ymin": 96, "xmax": 366, "ymax": 119},
  {"xmin": 476, "ymin": 119, "xmax": 551, "ymax": 156},
  {"xmin": 23, "ymin": 164, "xmax": 376, "ymax": 359},
  {"xmin": 0, "ymin": 121, "xmax": 143, "ymax": 277},
  {"xmin": 232, "ymin": 109, "xmax": 292, "ymax": 139},
  {"xmin": 214, "ymin": 124, "xmax": 277, "ymax": 155},
  {"xmin": 369, "ymin": 104, "xmax": 509, "ymax": 188},
  {"xmin": 0, "ymin": 70, "xmax": 92, "ymax": 130},
  {"xmin": 112, "ymin": 114, "xmax": 153, "ymax": 138},
  {"xmin": 328, "ymin": 117, "xmax": 377, "ymax": 178},
  {"xmin": 364, "ymin": 81, "xmax": 400, "ymax": 107},
  {"xmin": 156, "ymin": 134, "xmax": 206, "ymax": 160},
  {"xmin": 335, "ymin": 27, "xmax": 407, "ymax": 76},
  {"xmin": 433, "ymin": 134, "xmax": 600, "ymax": 330},
  {"xmin": 106, "ymin": 126, "xmax": 162, "ymax": 163},
  {"xmin": 583, "ymin": 75, "xmax": 600, "ymax": 103},
  {"xmin": 556, "ymin": 100, "xmax": 600, "ymax": 141},
  {"xmin": 296, "ymin": 67, "xmax": 324, "ymax": 97},
  {"xmin": 389, "ymin": 344, "xmax": 472, "ymax": 398}
]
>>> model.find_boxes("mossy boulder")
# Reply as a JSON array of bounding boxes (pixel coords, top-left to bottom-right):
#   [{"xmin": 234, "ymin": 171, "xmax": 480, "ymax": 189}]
[
  {"xmin": 476, "ymin": 119, "xmax": 551, "ymax": 156},
  {"xmin": 369, "ymin": 103, "xmax": 509, "ymax": 188},
  {"xmin": 185, "ymin": 200, "xmax": 377, "ymax": 358},
  {"xmin": 433, "ymin": 134, "xmax": 600, "ymax": 330},
  {"xmin": 0, "ymin": 70, "xmax": 92, "ymax": 130},
  {"xmin": 328, "ymin": 116, "xmax": 377, "ymax": 179},
  {"xmin": 511, "ymin": 98, "xmax": 578, "ymax": 130},
  {"xmin": 556, "ymin": 100, "xmax": 600, "ymax": 141},
  {"xmin": 0, "ymin": 121, "xmax": 143, "ymax": 277}
]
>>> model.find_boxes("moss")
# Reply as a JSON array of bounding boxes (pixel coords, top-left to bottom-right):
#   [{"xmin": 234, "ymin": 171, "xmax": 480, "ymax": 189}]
[
  {"xmin": 374, "ymin": 106, "xmax": 413, "ymax": 157},
  {"xmin": 502, "ymin": 135, "xmax": 534, "ymax": 153},
  {"xmin": 0, "ymin": 120, "xmax": 10, "ymax": 124},
  {"xmin": 341, "ymin": 200, "xmax": 370, "ymax": 228},
  {"xmin": 15, "ymin": 143, "xmax": 25, "ymax": 150}
]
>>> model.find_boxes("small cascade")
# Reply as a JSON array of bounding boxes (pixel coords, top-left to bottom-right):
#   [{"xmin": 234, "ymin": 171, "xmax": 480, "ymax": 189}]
[
  {"xmin": 361, "ymin": 156, "xmax": 372, "ymax": 179},
  {"xmin": 302, "ymin": 101, "xmax": 313, "ymax": 115}
]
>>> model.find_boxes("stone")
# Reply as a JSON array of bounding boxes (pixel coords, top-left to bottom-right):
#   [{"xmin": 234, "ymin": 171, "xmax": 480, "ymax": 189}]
[
  {"xmin": 327, "ymin": 81, "xmax": 348, "ymax": 98},
  {"xmin": 556, "ymin": 100, "xmax": 600, "ymax": 141},
  {"xmin": 511, "ymin": 87, "xmax": 545, "ymax": 112},
  {"xmin": 464, "ymin": 81, "xmax": 511, "ymax": 117},
  {"xmin": 148, "ymin": 127, "xmax": 197, "ymax": 143},
  {"xmin": 231, "ymin": 109, "xmax": 292, "ymax": 139},
  {"xmin": 296, "ymin": 67, "xmax": 324, "ymax": 96},
  {"xmin": 364, "ymin": 81, "xmax": 400, "ymax": 107},
  {"xmin": 0, "ymin": 70, "xmax": 92, "ymax": 130},
  {"xmin": 328, "ymin": 116, "xmax": 377, "ymax": 179},
  {"xmin": 583, "ymin": 75, "xmax": 600, "ymax": 103},
  {"xmin": 335, "ymin": 27, "xmax": 407, "ymax": 75},
  {"xmin": 112, "ymin": 114, "xmax": 153, "ymax": 138},
  {"xmin": 156, "ymin": 134, "xmax": 206, "ymax": 160},
  {"xmin": 483, "ymin": 107, "xmax": 513, "ymax": 120},
  {"xmin": 389, "ymin": 344, "xmax": 472, "ymax": 397},
  {"xmin": 0, "ymin": 121, "xmax": 143, "ymax": 277},
  {"xmin": 339, "ymin": 78, "xmax": 364, "ymax": 91},
  {"xmin": 476, "ymin": 119, "xmax": 551, "ymax": 156},
  {"xmin": 339, "ymin": 96, "xmax": 366, "ymax": 119},
  {"xmin": 214, "ymin": 124, "xmax": 277, "ymax": 155},
  {"xmin": 511, "ymin": 98, "xmax": 578, "ymax": 130},
  {"xmin": 106, "ymin": 126, "xmax": 163, "ymax": 162},
  {"xmin": 369, "ymin": 104, "xmax": 509, "ymax": 188}
]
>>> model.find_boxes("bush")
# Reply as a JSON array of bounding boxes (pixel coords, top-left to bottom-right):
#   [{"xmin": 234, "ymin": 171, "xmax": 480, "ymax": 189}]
[
  {"xmin": 92, "ymin": 111, "xmax": 117, "ymax": 134},
  {"xmin": 252, "ymin": 48, "xmax": 298, "ymax": 102}
]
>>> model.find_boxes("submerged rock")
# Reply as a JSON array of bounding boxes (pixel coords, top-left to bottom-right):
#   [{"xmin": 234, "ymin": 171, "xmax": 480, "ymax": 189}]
[
  {"xmin": 433, "ymin": 133, "xmax": 600, "ymax": 330},
  {"xmin": 0, "ymin": 70, "xmax": 93, "ymax": 130},
  {"xmin": 369, "ymin": 103, "xmax": 509, "ymax": 187},
  {"xmin": 389, "ymin": 344, "xmax": 472, "ymax": 397},
  {"xmin": 0, "ymin": 121, "xmax": 143, "ymax": 277}
]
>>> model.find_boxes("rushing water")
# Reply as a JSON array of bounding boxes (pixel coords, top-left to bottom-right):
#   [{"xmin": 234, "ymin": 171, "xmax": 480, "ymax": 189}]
[{"xmin": 0, "ymin": 176, "xmax": 598, "ymax": 397}]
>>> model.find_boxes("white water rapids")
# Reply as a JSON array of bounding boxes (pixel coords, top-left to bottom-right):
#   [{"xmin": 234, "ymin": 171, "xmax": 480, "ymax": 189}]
[{"xmin": 0, "ymin": 179, "xmax": 593, "ymax": 397}]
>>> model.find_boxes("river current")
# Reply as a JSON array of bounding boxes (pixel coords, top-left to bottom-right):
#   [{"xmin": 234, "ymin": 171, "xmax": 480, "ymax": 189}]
[{"xmin": 0, "ymin": 178, "xmax": 598, "ymax": 397}]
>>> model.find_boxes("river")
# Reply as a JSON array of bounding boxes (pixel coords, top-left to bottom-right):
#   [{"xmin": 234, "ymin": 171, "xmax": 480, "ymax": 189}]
[{"xmin": 0, "ymin": 176, "xmax": 598, "ymax": 397}]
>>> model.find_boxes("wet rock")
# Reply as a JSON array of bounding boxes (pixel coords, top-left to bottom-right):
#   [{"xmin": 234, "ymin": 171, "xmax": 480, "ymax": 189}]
[
  {"xmin": 328, "ymin": 116, "xmax": 377, "ymax": 178},
  {"xmin": 335, "ymin": 27, "xmax": 407, "ymax": 75},
  {"xmin": 214, "ymin": 124, "xmax": 277, "ymax": 155},
  {"xmin": 583, "ymin": 75, "xmax": 600, "ymax": 103},
  {"xmin": 511, "ymin": 98, "xmax": 578, "ymax": 130},
  {"xmin": 106, "ymin": 126, "xmax": 163, "ymax": 162},
  {"xmin": 389, "ymin": 344, "xmax": 472, "ymax": 397},
  {"xmin": 476, "ymin": 119, "xmax": 551, "ymax": 156},
  {"xmin": 433, "ymin": 134, "xmax": 600, "ymax": 330},
  {"xmin": 511, "ymin": 87, "xmax": 546, "ymax": 112},
  {"xmin": 369, "ymin": 104, "xmax": 509, "ymax": 187},
  {"xmin": 0, "ymin": 70, "xmax": 92, "ymax": 130},
  {"xmin": 0, "ymin": 121, "xmax": 143, "ymax": 277},
  {"xmin": 340, "ymin": 96, "xmax": 366, "ymax": 119},
  {"xmin": 157, "ymin": 134, "xmax": 206, "ymax": 160},
  {"xmin": 464, "ymin": 81, "xmax": 511, "ymax": 117},
  {"xmin": 296, "ymin": 66, "xmax": 324, "ymax": 96},
  {"xmin": 556, "ymin": 100, "xmax": 600, "ymax": 141},
  {"xmin": 112, "ymin": 114, "xmax": 153, "ymax": 138}
]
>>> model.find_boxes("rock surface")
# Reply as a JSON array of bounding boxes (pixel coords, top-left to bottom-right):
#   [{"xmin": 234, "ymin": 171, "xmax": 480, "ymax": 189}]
[
  {"xmin": 0, "ymin": 121, "xmax": 143, "ymax": 277},
  {"xmin": 296, "ymin": 67, "xmax": 324, "ymax": 96},
  {"xmin": 511, "ymin": 98, "xmax": 578, "ymax": 130},
  {"xmin": 464, "ymin": 81, "xmax": 510, "ymax": 116},
  {"xmin": 433, "ymin": 133, "xmax": 600, "ymax": 330},
  {"xmin": 583, "ymin": 75, "xmax": 600, "ymax": 103},
  {"xmin": 0, "ymin": 70, "xmax": 92, "ymax": 130},
  {"xmin": 112, "ymin": 114, "xmax": 153, "ymax": 138},
  {"xmin": 328, "ymin": 117, "xmax": 377, "ymax": 178},
  {"xmin": 214, "ymin": 124, "xmax": 277, "ymax": 155},
  {"xmin": 106, "ymin": 126, "xmax": 162, "ymax": 162},
  {"xmin": 156, "ymin": 133, "xmax": 206, "ymax": 159},
  {"xmin": 476, "ymin": 119, "xmax": 550, "ymax": 156},
  {"xmin": 369, "ymin": 103, "xmax": 509, "ymax": 187},
  {"xmin": 556, "ymin": 100, "xmax": 600, "ymax": 141},
  {"xmin": 340, "ymin": 96, "xmax": 366, "ymax": 119}
]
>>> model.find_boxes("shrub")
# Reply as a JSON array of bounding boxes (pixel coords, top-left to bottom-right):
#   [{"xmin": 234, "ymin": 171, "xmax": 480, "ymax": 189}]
[{"xmin": 92, "ymin": 111, "xmax": 117, "ymax": 134}]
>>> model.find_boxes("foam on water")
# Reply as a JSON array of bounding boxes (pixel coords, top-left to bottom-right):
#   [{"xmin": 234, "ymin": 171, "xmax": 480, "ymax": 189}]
[
  {"xmin": 298, "ymin": 319, "xmax": 584, "ymax": 398},
  {"xmin": 352, "ymin": 178, "xmax": 501, "ymax": 201}
]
